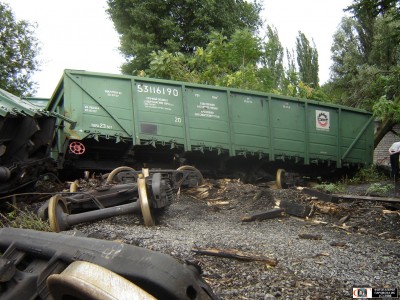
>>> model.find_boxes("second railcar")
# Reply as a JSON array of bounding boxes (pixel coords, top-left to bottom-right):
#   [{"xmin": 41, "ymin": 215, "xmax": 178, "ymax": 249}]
[
  {"xmin": 0, "ymin": 89, "xmax": 56, "ymax": 193},
  {"xmin": 47, "ymin": 69, "xmax": 374, "ymax": 180}
]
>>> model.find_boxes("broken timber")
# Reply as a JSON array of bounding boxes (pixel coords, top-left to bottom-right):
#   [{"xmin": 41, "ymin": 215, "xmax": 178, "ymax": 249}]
[
  {"xmin": 301, "ymin": 188, "xmax": 400, "ymax": 204},
  {"xmin": 241, "ymin": 200, "xmax": 312, "ymax": 222},
  {"xmin": 301, "ymin": 188, "xmax": 338, "ymax": 203},
  {"xmin": 298, "ymin": 233, "xmax": 323, "ymax": 240},
  {"xmin": 334, "ymin": 194, "xmax": 400, "ymax": 203},
  {"xmin": 241, "ymin": 208, "xmax": 285, "ymax": 222},
  {"xmin": 191, "ymin": 247, "xmax": 278, "ymax": 267},
  {"xmin": 279, "ymin": 199, "xmax": 312, "ymax": 218}
]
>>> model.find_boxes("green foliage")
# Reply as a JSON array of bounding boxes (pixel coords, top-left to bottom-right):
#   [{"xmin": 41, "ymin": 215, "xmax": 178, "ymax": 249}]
[
  {"xmin": 0, "ymin": 205, "xmax": 50, "ymax": 231},
  {"xmin": 373, "ymin": 95, "xmax": 400, "ymax": 121},
  {"xmin": 148, "ymin": 29, "xmax": 266, "ymax": 89},
  {"xmin": 328, "ymin": 1, "xmax": 400, "ymax": 111},
  {"xmin": 109, "ymin": 0, "xmax": 327, "ymax": 99},
  {"xmin": 327, "ymin": 0, "xmax": 400, "ymax": 148},
  {"xmin": 260, "ymin": 25, "xmax": 285, "ymax": 91},
  {"xmin": 365, "ymin": 182, "xmax": 394, "ymax": 196},
  {"xmin": 0, "ymin": 2, "xmax": 40, "ymax": 96},
  {"xmin": 296, "ymin": 32, "xmax": 319, "ymax": 88},
  {"xmin": 314, "ymin": 183, "xmax": 345, "ymax": 194},
  {"xmin": 147, "ymin": 28, "xmax": 327, "ymax": 99},
  {"xmin": 347, "ymin": 165, "xmax": 386, "ymax": 184},
  {"xmin": 107, "ymin": 0, "xmax": 262, "ymax": 73}
]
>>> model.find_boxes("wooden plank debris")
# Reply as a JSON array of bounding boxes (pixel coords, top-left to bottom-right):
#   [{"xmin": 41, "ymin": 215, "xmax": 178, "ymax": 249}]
[
  {"xmin": 298, "ymin": 234, "xmax": 323, "ymax": 240},
  {"xmin": 301, "ymin": 188, "xmax": 338, "ymax": 203},
  {"xmin": 278, "ymin": 199, "xmax": 312, "ymax": 218},
  {"xmin": 191, "ymin": 247, "xmax": 278, "ymax": 266},
  {"xmin": 337, "ymin": 215, "xmax": 350, "ymax": 224},
  {"xmin": 329, "ymin": 241, "xmax": 347, "ymax": 247},
  {"xmin": 207, "ymin": 200, "xmax": 230, "ymax": 206},
  {"xmin": 301, "ymin": 187, "xmax": 400, "ymax": 204},
  {"xmin": 313, "ymin": 201, "xmax": 341, "ymax": 215},
  {"xmin": 241, "ymin": 208, "xmax": 285, "ymax": 222},
  {"xmin": 334, "ymin": 194, "xmax": 400, "ymax": 203},
  {"xmin": 252, "ymin": 190, "xmax": 263, "ymax": 201}
]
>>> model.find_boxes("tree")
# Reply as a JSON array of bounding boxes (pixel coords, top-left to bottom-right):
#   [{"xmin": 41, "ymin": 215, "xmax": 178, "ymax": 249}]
[
  {"xmin": 107, "ymin": 0, "xmax": 262, "ymax": 74},
  {"xmin": 296, "ymin": 31, "xmax": 319, "ymax": 88},
  {"xmin": 329, "ymin": 17, "xmax": 365, "ymax": 106},
  {"xmin": 147, "ymin": 28, "xmax": 286, "ymax": 91},
  {"xmin": 346, "ymin": 0, "xmax": 399, "ymax": 46},
  {"xmin": 258, "ymin": 25, "xmax": 285, "ymax": 92},
  {"xmin": 147, "ymin": 29, "xmax": 263, "ymax": 89},
  {"xmin": 0, "ymin": 2, "xmax": 40, "ymax": 96},
  {"xmin": 146, "ymin": 26, "xmax": 327, "ymax": 100},
  {"xmin": 327, "ymin": 0, "xmax": 400, "ymax": 146}
]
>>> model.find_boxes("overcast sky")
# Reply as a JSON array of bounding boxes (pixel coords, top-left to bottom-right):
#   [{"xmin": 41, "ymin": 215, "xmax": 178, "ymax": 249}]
[{"xmin": 7, "ymin": 0, "xmax": 352, "ymax": 98}]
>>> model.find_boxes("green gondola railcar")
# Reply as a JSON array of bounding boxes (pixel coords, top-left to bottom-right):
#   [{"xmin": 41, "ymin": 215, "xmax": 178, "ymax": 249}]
[{"xmin": 47, "ymin": 69, "xmax": 374, "ymax": 180}]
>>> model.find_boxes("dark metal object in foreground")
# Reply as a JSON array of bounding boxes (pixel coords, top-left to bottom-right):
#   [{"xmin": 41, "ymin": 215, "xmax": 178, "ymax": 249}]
[{"xmin": 0, "ymin": 227, "xmax": 218, "ymax": 300}]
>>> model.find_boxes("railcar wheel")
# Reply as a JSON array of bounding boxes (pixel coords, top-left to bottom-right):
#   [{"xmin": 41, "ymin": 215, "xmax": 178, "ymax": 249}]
[
  {"xmin": 69, "ymin": 180, "xmax": 79, "ymax": 192},
  {"xmin": 138, "ymin": 176, "xmax": 155, "ymax": 226},
  {"xmin": 47, "ymin": 261, "xmax": 156, "ymax": 300},
  {"xmin": 176, "ymin": 165, "xmax": 204, "ymax": 186},
  {"xmin": 106, "ymin": 166, "xmax": 136, "ymax": 184},
  {"xmin": 48, "ymin": 195, "xmax": 69, "ymax": 232},
  {"xmin": 276, "ymin": 169, "xmax": 287, "ymax": 189}
]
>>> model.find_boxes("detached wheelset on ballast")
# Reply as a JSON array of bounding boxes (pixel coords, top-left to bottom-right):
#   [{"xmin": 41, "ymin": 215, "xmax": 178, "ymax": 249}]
[{"xmin": 46, "ymin": 169, "xmax": 172, "ymax": 232}]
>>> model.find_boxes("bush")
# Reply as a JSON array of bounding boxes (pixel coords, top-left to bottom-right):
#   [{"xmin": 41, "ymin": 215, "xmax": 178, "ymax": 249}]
[{"xmin": 347, "ymin": 165, "xmax": 386, "ymax": 184}]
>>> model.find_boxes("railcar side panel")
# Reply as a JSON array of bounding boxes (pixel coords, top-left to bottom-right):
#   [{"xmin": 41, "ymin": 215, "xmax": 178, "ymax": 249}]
[
  {"xmin": 184, "ymin": 87, "xmax": 231, "ymax": 153},
  {"xmin": 133, "ymin": 80, "xmax": 186, "ymax": 148},
  {"xmin": 270, "ymin": 97, "xmax": 306, "ymax": 159},
  {"xmin": 63, "ymin": 73, "xmax": 134, "ymax": 140},
  {"xmin": 229, "ymin": 93, "xmax": 270, "ymax": 156},
  {"xmin": 340, "ymin": 110, "xmax": 374, "ymax": 164}
]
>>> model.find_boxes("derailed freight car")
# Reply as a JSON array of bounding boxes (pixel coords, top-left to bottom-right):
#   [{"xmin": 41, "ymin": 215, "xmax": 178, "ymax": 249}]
[
  {"xmin": 0, "ymin": 89, "xmax": 55, "ymax": 193},
  {"xmin": 47, "ymin": 69, "xmax": 374, "ymax": 181}
]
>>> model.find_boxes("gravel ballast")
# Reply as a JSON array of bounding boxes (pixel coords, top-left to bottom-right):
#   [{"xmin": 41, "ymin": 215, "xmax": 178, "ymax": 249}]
[{"xmin": 68, "ymin": 179, "xmax": 400, "ymax": 300}]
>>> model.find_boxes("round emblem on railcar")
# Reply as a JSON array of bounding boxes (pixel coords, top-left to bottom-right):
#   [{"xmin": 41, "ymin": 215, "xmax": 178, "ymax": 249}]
[{"xmin": 317, "ymin": 112, "xmax": 329, "ymax": 127}]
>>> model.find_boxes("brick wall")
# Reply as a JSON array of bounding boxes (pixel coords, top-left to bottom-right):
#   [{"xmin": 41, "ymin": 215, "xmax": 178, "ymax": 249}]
[{"xmin": 374, "ymin": 122, "xmax": 400, "ymax": 166}]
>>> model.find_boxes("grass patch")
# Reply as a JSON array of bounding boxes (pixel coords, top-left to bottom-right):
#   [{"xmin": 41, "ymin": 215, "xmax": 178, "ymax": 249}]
[
  {"xmin": 314, "ymin": 183, "xmax": 345, "ymax": 194},
  {"xmin": 0, "ymin": 204, "xmax": 50, "ymax": 231},
  {"xmin": 365, "ymin": 183, "xmax": 394, "ymax": 196}
]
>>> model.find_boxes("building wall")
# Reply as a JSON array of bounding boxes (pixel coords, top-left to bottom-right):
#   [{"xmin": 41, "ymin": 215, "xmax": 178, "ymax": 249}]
[{"xmin": 374, "ymin": 123, "xmax": 400, "ymax": 166}]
